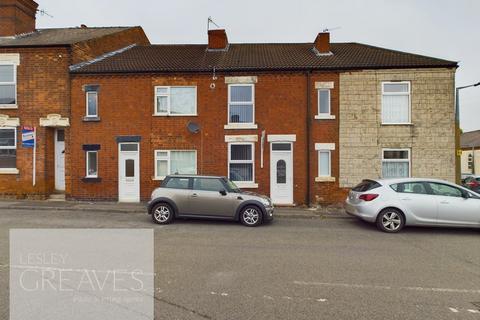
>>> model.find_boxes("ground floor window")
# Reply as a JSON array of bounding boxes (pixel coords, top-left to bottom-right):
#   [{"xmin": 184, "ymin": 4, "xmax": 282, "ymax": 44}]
[
  {"xmin": 0, "ymin": 127, "xmax": 16, "ymax": 169},
  {"xmin": 382, "ymin": 149, "xmax": 410, "ymax": 178},
  {"xmin": 228, "ymin": 143, "xmax": 254, "ymax": 182},
  {"xmin": 86, "ymin": 151, "xmax": 98, "ymax": 178},
  {"xmin": 318, "ymin": 150, "xmax": 331, "ymax": 177},
  {"xmin": 155, "ymin": 150, "xmax": 197, "ymax": 179}
]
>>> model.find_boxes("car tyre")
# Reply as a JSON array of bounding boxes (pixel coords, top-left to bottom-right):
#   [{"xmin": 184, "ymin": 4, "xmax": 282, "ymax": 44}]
[
  {"xmin": 376, "ymin": 208, "xmax": 405, "ymax": 233},
  {"xmin": 240, "ymin": 205, "xmax": 263, "ymax": 227},
  {"xmin": 151, "ymin": 203, "xmax": 174, "ymax": 225}
]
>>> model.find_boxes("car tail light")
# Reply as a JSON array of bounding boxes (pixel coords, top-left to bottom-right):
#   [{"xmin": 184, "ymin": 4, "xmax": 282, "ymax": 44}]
[
  {"xmin": 467, "ymin": 180, "xmax": 480, "ymax": 187},
  {"xmin": 359, "ymin": 194, "xmax": 379, "ymax": 202}
]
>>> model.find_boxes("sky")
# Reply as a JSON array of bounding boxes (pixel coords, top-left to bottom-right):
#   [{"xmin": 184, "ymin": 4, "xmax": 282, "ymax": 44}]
[{"xmin": 36, "ymin": 0, "xmax": 480, "ymax": 132}]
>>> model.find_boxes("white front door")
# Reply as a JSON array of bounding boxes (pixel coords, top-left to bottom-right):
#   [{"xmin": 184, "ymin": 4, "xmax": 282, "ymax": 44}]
[
  {"xmin": 270, "ymin": 142, "xmax": 293, "ymax": 205},
  {"xmin": 118, "ymin": 143, "xmax": 140, "ymax": 203},
  {"xmin": 54, "ymin": 129, "xmax": 65, "ymax": 191}
]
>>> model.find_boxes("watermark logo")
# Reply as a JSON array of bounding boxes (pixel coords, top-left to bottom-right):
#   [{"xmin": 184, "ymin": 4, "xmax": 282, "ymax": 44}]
[{"xmin": 10, "ymin": 229, "xmax": 153, "ymax": 320}]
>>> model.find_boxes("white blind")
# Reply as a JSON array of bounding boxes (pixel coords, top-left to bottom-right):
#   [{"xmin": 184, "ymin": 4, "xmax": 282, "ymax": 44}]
[{"xmin": 382, "ymin": 95, "xmax": 409, "ymax": 123}]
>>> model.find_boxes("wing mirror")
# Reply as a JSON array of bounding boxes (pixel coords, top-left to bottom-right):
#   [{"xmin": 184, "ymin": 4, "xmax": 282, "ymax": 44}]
[
  {"xmin": 461, "ymin": 190, "xmax": 470, "ymax": 199},
  {"xmin": 219, "ymin": 189, "xmax": 227, "ymax": 196}
]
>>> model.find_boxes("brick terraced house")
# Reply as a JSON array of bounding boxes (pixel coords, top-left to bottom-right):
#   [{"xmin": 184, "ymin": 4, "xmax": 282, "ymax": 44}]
[
  {"xmin": 68, "ymin": 29, "xmax": 457, "ymax": 204},
  {"xmin": 0, "ymin": 0, "xmax": 149, "ymax": 199}
]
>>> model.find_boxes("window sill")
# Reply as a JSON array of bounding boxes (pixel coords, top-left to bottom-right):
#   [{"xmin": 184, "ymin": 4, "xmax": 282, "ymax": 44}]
[
  {"xmin": 152, "ymin": 114, "xmax": 198, "ymax": 117},
  {"xmin": 152, "ymin": 176, "xmax": 166, "ymax": 181},
  {"xmin": 0, "ymin": 168, "xmax": 19, "ymax": 174},
  {"xmin": 0, "ymin": 105, "xmax": 18, "ymax": 109},
  {"xmin": 381, "ymin": 123, "xmax": 413, "ymax": 126},
  {"xmin": 235, "ymin": 182, "xmax": 259, "ymax": 188},
  {"xmin": 82, "ymin": 177, "xmax": 102, "ymax": 183},
  {"xmin": 224, "ymin": 123, "xmax": 258, "ymax": 130},
  {"xmin": 83, "ymin": 116, "xmax": 101, "ymax": 122},
  {"xmin": 315, "ymin": 176, "xmax": 336, "ymax": 182},
  {"xmin": 314, "ymin": 114, "xmax": 336, "ymax": 120}
]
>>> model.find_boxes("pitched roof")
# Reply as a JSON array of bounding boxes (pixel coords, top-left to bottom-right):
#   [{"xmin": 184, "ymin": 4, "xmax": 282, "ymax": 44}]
[
  {"xmin": 70, "ymin": 42, "xmax": 457, "ymax": 74},
  {"xmin": 0, "ymin": 27, "xmax": 134, "ymax": 47},
  {"xmin": 461, "ymin": 130, "xmax": 480, "ymax": 148}
]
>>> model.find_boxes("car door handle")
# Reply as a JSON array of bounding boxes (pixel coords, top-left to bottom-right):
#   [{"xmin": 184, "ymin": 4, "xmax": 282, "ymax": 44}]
[
  {"xmin": 401, "ymin": 198, "xmax": 412, "ymax": 201},
  {"xmin": 191, "ymin": 193, "xmax": 198, "ymax": 198},
  {"xmin": 440, "ymin": 201, "xmax": 449, "ymax": 205}
]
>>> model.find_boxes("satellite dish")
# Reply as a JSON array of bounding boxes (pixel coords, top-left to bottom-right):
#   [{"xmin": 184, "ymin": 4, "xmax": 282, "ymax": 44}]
[{"xmin": 187, "ymin": 122, "xmax": 200, "ymax": 134}]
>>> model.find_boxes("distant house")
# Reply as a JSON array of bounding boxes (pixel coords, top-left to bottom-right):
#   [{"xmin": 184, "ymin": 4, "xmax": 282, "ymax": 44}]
[
  {"xmin": 461, "ymin": 130, "xmax": 480, "ymax": 176},
  {"xmin": 0, "ymin": 0, "xmax": 149, "ymax": 199}
]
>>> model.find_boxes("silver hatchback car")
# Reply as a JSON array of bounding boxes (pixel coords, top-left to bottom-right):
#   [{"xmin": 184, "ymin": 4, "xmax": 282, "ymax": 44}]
[
  {"xmin": 345, "ymin": 178, "xmax": 480, "ymax": 233},
  {"xmin": 148, "ymin": 175, "xmax": 274, "ymax": 227}
]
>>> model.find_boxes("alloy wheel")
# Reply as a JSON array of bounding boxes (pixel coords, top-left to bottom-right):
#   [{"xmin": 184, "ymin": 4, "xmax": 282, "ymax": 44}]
[
  {"xmin": 154, "ymin": 205, "xmax": 170, "ymax": 223},
  {"xmin": 381, "ymin": 211, "xmax": 401, "ymax": 231},
  {"xmin": 243, "ymin": 208, "xmax": 259, "ymax": 225}
]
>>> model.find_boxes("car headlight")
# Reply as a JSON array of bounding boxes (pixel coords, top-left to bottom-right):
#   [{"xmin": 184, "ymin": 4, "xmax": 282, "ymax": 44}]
[{"xmin": 260, "ymin": 198, "xmax": 271, "ymax": 207}]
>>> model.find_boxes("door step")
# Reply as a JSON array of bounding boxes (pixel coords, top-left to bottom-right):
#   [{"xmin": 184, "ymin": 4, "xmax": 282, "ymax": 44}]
[{"xmin": 48, "ymin": 194, "xmax": 66, "ymax": 202}]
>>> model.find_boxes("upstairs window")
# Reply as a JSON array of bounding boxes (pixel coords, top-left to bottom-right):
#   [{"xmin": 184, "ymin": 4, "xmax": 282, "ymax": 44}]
[
  {"xmin": 317, "ymin": 89, "xmax": 331, "ymax": 116},
  {"xmin": 0, "ymin": 128, "xmax": 16, "ymax": 169},
  {"xmin": 155, "ymin": 86, "xmax": 197, "ymax": 116},
  {"xmin": 0, "ymin": 65, "xmax": 16, "ymax": 106},
  {"xmin": 86, "ymin": 91, "xmax": 98, "ymax": 117},
  {"xmin": 382, "ymin": 149, "xmax": 410, "ymax": 178},
  {"xmin": 228, "ymin": 84, "xmax": 254, "ymax": 124},
  {"xmin": 381, "ymin": 82, "xmax": 410, "ymax": 124}
]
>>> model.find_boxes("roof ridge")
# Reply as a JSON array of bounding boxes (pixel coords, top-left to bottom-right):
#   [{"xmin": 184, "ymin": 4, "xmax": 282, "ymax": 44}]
[
  {"xmin": 37, "ymin": 26, "xmax": 135, "ymax": 31},
  {"xmin": 69, "ymin": 44, "xmax": 137, "ymax": 71}
]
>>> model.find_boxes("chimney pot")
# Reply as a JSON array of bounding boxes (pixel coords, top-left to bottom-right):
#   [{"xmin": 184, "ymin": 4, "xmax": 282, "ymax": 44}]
[
  {"xmin": 208, "ymin": 29, "xmax": 228, "ymax": 50},
  {"xmin": 0, "ymin": 0, "xmax": 38, "ymax": 37},
  {"xmin": 314, "ymin": 32, "xmax": 331, "ymax": 54}
]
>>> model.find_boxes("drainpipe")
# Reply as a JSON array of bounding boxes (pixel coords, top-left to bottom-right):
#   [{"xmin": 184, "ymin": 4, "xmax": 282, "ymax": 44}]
[{"xmin": 306, "ymin": 70, "xmax": 312, "ymax": 206}]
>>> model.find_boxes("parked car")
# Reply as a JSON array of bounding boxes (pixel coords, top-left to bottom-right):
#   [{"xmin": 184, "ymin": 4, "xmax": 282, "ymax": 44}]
[
  {"xmin": 462, "ymin": 176, "xmax": 480, "ymax": 192},
  {"xmin": 345, "ymin": 178, "xmax": 480, "ymax": 233},
  {"xmin": 148, "ymin": 175, "xmax": 274, "ymax": 227}
]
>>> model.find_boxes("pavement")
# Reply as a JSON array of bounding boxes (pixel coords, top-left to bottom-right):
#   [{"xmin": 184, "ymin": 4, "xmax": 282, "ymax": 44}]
[
  {"xmin": 0, "ymin": 207, "xmax": 479, "ymax": 319},
  {"xmin": 0, "ymin": 199, "xmax": 350, "ymax": 219}
]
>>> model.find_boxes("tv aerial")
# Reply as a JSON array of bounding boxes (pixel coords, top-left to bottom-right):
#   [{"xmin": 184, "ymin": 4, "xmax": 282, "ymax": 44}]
[
  {"xmin": 37, "ymin": 8, "xmax": 53, "ymax": 18},
  {"xmin": 322, "ymin": 26, "xmax": 341, "ymax": 32}
]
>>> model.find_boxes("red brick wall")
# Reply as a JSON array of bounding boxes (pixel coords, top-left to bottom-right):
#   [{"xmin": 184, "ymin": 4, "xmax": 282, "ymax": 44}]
[
  {"xmin": 70, "ymin": 71, "xmax": 346, "ymax": 204},
  {"xmin": 0, "ymin": 47, "xmax": 70, "ymax": 198},
  {"xmin": 71, "ymin": 27, "xmax": 150, "ymax": 65},
  {"xmin": 0, "ymin": 0, "xmax": 38, "ymax": 37}
]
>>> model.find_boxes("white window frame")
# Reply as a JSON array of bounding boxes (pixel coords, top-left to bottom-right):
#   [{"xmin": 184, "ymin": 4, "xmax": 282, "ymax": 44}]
[
  {"xmin": 0, "ymin": 63, "xmax": 17, "ymax": 108},
  {"xmin": 227, "ymin": 84, "xmax": 256, "ymax": 127},
  {"xmin": 316, "ymin": 89, "xmax": 332, "ymax": 118},
  {"xmin": 85, "ymin": 150, "xmax": 98, "ymax": 178},
  {"xmin": 154, "ymin": 149, "xmax": 197, "ymax": 180},
  {"xmin": 0, "ymin": 127, "xmax": 17, "ymax": 172},
  {"xmin": 318, "ymin": 150, "xmax": 332, "ymax": 177},
  {"xmin": 381, "ymin": 81, "xmax": 411, "ymax": 125},
  {"xmin": 228, "ymin": 142, "xmax": 255, "ymax": 184},
  {"xmin": 154, "ymin": 86, "xmax": 197, "ymax": 116},
  {"xmin": 382, "ymin": 148, "xmax": 411, "ymax": 178},
  {"xmin": 85, "ymin": 91, "xmax": 98, "ymax": 117}
]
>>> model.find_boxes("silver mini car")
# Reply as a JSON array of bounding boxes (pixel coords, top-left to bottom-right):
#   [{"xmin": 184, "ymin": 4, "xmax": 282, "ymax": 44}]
[
  {"xmin": 148, "ymin": 175, "xmax": 274, "ymax": 227},
  {"xmin": 345, "ymin": 178, "xmax": 480, "ymax": 233}
]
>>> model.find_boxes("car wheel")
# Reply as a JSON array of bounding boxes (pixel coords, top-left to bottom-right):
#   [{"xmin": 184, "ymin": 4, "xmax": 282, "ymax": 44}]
[
  {"xmin": 376, "ymin": 208, "xmax": 405, "ymax": 233},
  {"xmin": 240, "ymin": 205, "xmax": 263, "ymax": 227},
  {"xmin": 151, "ymin": 203, "xmax": 174, "ymax": 225}
]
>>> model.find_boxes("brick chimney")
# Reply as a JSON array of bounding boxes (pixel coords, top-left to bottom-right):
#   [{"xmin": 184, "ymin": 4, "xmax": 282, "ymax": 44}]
[
  {"xmin": 208, "ymin": 29, "xmax": 228, "ymax": 50},
  {"xmin": 0, "ymin": 0, "xmax": 38, "ymax": 37},
  {"xmin": 314, "ymin": 32, "xmax": 331, "ymax": 54}
]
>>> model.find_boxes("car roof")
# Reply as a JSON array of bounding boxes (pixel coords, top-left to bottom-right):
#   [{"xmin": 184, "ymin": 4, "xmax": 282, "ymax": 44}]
[
  {"xmin": 166, "ymin": 174, "xmax": 226, "ymax": 179},
  {"xmin": 369, "ymin": 177, "xmax": 459, "ymax": 185}
]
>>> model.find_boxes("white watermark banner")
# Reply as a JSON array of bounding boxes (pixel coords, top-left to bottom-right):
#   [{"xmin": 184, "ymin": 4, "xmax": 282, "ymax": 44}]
[{"xmin": 10, "ymin": 229, "xmax": 153, "ymax": 320}]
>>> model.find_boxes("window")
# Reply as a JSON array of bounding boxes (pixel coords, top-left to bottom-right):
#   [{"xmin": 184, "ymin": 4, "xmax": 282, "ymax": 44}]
[
  {"xmin": 193, "ymin": 178, "xmax": 225, "ymax": 192},
  {"xmin": 317, "ymin": 89, "xmax": 331, "ymax": 116},
  {"xmin": 382, "ymin": 82, "xmax": 410, "ymax": 124},
  {"xmin": 0, "ymin": 128, "xmax": 16, "ymax": 169},
  {"xmin": 228, "ymin": 84, "xmax": 254, "ymax": 124},
  {"xmin": 86, "ymin": 151, "xmax": 98, "ymax": 178},
  {"xmin": 382, "ymin": 149, "xmax": 410, "ymax": 178},
  {"xmin": 391, "ymin": 182, "xmax": 427, "ymax": 194},
  {"xmin": 352, "ymin": 180, "xmax": 381, "ymax": 192},
  {"xmin": 0, "ymin": 64, "xmax": 16, "ymax": 105},
  {"xmin": 276, "ymin": 160, "xmax": 286, "ymax": 184},
  {"xmin": 427, "ymin": 183, "xmax": 463, "ymax": 198},
  {"xmin": 228, "ymin": 143, "xmax": 254, "ymax": 183},
  {"xmin": 318, "ymin": 150, "xmax": 331, "ymax": 177},
  {"xmin": 154, "ymin": 86, "xmax": 196, "ymax": 116},
  {"xmin": 154, "ymin": 150, "xmax": 196, "ymax": 179},
  {"xmin": 86, "ymin": 91, "xmax": 98, "ymax": 117},
  {"xmin": 164, "ymin": 177, "xmax": 190, "ymax": 190},
  {"xmin": 271, "ymin": 143, "xmax": 291, "ymax": 151}
]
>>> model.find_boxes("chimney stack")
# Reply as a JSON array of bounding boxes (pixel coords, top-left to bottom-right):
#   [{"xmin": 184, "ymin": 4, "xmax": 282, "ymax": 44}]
[
  {"xmin": 0, "ymin": 0, "xmax": 38, "ymax": 37},
  {"xmin": 314, "ymin": 32, "xmax": 331, "ymax": 54},
  {"xmin": 208, "ymin": 29, "xmax": 228, "ymax": 50}
]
